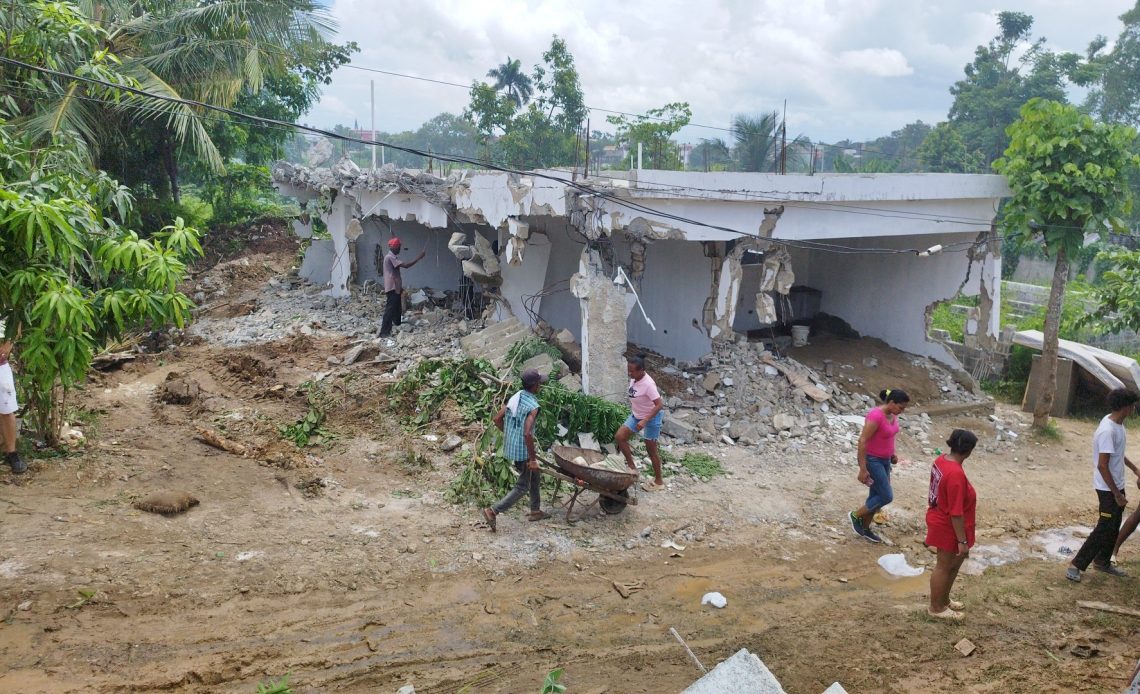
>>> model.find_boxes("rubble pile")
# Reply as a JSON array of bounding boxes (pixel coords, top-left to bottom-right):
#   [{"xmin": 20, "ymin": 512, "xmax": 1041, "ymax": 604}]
[
  {"xmin": 271, "ymin": 160, "xmax": 458, "ymax": 207},
  {"xmin": 655, "ymin": 338, "xmax": 996, "ymax": 460},
  {"xmin": 187, "ymin": 256, "xmax": 1007, "ymax": 463}
]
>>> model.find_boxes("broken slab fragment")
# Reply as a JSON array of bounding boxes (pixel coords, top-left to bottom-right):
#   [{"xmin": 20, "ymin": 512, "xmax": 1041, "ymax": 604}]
[
  {"xmin": 662, "ymin": 413, "xmax": 696, "ymax": 443},
  {"xmin": 681, "ymin": 648, "xmax": 786, "ymax": 694}
]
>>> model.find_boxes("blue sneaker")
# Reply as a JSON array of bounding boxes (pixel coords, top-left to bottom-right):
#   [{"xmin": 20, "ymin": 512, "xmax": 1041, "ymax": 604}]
[
  {"xmin": 862, "ymin": 525, "xmax": 884, "ymax": 544},
  {"xmin": 848, "ymin": 512, "xmax": 867, "ymax": 538}
]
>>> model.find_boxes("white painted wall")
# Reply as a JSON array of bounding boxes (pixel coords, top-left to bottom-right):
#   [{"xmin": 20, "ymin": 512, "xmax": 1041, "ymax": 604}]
[
  {"xmin": 536, "ymin": 218, "xmax": 586, "ymax": 339},
  {"xmin": 495, "ymin": 228, "xmax": 553, "ymax": 324},
  {"xmin": 617, "ymin": 238, "xmax": 715, "ymax": 362},
  {"xmin": 801, "ymin": 231, "xmax": 992, "ymax": 364},
  {"xmin": 356, "ymin": 218, "xmax": 465, "ymax": 291}
]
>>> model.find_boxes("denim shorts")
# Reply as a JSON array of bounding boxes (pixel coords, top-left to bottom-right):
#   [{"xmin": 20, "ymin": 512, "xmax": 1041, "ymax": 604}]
[
  {"xmin": 864, "ymin": 454, "xmax": 894, "ymax": 511},
  {"xmin": 624, "ymin": 411, "xmax": 663, "ymax": 441}
]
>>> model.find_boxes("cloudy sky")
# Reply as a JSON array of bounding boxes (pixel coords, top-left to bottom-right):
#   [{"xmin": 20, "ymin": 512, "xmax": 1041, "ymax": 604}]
[{"xmin": 308, "ymin": 0, "xmax": 1134, "ymax": 144}]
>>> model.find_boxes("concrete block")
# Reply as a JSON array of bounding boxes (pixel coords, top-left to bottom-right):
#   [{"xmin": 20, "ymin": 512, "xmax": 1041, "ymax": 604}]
[
  {"xmin": 681, "ymin": 648, "xmax": 786, "ymax": 694},
  {"xmin": 1021, "ymin": 355, "xmax": 1077, "ymax": 417},
  {"xmin": 662, "ymin": 414, "xmax": 695, "ymax": 443}
]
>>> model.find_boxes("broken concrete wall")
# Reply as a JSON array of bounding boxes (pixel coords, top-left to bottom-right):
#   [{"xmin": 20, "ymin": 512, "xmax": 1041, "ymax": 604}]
[
  {"xmin": 572, "ymin": 250, "xmax": 632, "ymax": 401},
  {"xmin": 802, "ymin": 231, "xmax": 992, "ymax": 366},
  {"xmin": 494, "ymin": 225, "xmax": 553, "ymax": 325},
  {"xmin": 536, "ymin": 218, "xmax": 586, "ymax": 340},
  {"xmin": 733, "ymin": 246, "xmax": 812, "ymax": 332},
  {"xmin": 356, "ymin": 218, "xmax": 465, "ymax": 291},
  {"xmin": 612, "ymin": 237, "xmax": 714, "ymax": 362},
  {"xmin": 298, "ymin": 239, "xmax": 334, "ymax": 285}
]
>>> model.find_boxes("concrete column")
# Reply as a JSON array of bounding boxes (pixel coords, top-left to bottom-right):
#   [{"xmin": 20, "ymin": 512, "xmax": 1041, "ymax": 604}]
[
  {"xmin": 323, "ymin": 194, "xmax": 353, "ymax": 298},
  {"xmin": 571, "ymin": 249, "xmax": 630, "ymax": 402}
]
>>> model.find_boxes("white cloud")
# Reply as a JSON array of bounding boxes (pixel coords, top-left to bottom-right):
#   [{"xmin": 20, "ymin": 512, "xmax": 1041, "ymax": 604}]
[
  {"xmin": 838, "ymin": 48, "xmax": 914, "ymax": 77},
  {"xmin": 307, "ymin": 0, "xmax": 1133, "ymax": 143}
]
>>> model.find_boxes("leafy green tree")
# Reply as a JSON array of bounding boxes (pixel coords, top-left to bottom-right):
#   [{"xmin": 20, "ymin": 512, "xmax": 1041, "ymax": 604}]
[
  {"xmin": 3, "ymin": 0, "xmax": 345, "ymax": 208},
  {"xmin": 0, "ymin": 118, "xmax": 201, "ymax": 444},
  {"xmin": 833, "ymin": 155, "xmax": 897, "ymax": 173},
  {"xmin": 1084, "ymin": 3, "xmax": 1140, "ymax": 126},
  {"xmin": 532, "ymin": 37, "xmax": 587, "ymax": 131},
  {"xmin": 917, "ymin": 122, "xmax": 982, "ymax": 173},
  {"xmin": 948, "ymin": 11, "xmax": 1075, "ymax": 167},
  {"xmin": 993, "ymin": 99, "xmax": 1139, "ymax": 428},
  {"xmin": 486, "ymin": 57, "xmax": 534, "ymax": 108},
  {"xmin": 1084, "ymin": 246, "xmax": 1140, "ymax": 335},
  {"xmin": 862, "ymin": 121, "xmax": 932, "ymax": 172},
  {"xmin": 607, "ymin": 102, "xmax": 692, "ymax": 170},
  {"xmin": 691, "ymin": 138, "xmax": 732, "ymax": 171},
  {"xmin": 465, "ymin": 36, "xmax": 588, "ymax": 168}
]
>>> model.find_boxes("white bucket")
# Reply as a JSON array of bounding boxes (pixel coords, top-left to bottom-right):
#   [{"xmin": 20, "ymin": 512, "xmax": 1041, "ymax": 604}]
[{"xmin": 791, "ymin": 325, "xmax": 810, "ymax": 347}]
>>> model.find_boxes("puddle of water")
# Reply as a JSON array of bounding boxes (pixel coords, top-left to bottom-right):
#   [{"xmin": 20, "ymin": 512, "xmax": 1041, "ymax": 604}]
[
  {"xmin": 1030, "ymin": 526, "xmax": 1090, "ymax": 560},
  {"xmin": 961, "ymin": 526, "xmax": 1092, "ymax": 576},
  {"xmin": 855, "ymin": 571, "xmax": 928, "ymax": 595}
]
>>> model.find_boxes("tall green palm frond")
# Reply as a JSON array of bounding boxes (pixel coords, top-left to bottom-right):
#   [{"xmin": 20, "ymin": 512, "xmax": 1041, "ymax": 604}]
[{"xmin": 120, "ymin": 65, "xmax": 224, "ymax": 172}]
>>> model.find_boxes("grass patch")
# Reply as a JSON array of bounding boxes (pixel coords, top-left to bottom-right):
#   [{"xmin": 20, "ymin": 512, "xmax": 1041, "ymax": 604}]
[
  {"xmin": 1033, "ymin": 421, "xmax": 1063, "ymax": 442},
  {"xmin": 678, "ymin": 452, "xmax": 726, "ymax": 478},
  {"xmin": 254, "ymin": 676, "xmax": 293, "ymax": 694}
]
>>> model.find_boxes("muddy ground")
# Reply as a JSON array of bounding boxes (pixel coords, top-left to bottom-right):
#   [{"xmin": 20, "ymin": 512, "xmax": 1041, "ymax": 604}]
[{"xmin": 0, "ymin": 243, "xmax": 1138, "ymax": 694}]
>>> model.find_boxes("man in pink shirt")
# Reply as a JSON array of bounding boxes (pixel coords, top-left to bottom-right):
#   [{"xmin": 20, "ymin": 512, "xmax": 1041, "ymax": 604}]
[{"xmin": 615, "ymin": 354, "xmax": 666, "ymax": 492}]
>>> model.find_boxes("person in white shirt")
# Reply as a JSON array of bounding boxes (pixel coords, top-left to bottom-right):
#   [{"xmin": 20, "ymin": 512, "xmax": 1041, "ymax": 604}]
[
  {"xmin": 0, "ymin": 320, "xmax": 25, "ymax": 473},
  {"xmin": 1067, "ymin": 388, "xmax": 1139, "ymax": 581}
]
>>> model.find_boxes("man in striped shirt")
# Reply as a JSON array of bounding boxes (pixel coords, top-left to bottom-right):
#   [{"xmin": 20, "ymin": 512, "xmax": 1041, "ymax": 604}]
[{"xmin": 482, "ymin": 369, "xmax": 548, "ymax": 531}]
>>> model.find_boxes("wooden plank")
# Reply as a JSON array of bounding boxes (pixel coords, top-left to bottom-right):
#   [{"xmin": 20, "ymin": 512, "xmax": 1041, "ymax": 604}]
[{"xmin": 1076, "ymin": 600, "xmax": 1140, "ymax": 618}]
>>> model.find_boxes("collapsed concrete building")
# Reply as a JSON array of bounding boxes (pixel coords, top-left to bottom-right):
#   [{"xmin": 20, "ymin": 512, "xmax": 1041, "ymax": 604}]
[{"xmin": 272, "ymin": 159, "xmax": 1010, "ymax": 400}]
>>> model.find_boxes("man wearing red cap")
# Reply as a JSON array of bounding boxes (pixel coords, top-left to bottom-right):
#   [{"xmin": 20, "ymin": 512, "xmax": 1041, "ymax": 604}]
[{"xmin": 378, "ymin": 237, "xmax": 425, "ymax": 338}]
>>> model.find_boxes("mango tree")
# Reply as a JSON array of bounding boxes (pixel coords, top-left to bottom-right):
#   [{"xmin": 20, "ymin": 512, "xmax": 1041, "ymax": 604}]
[
  {"xmin": 994, "ymin": 99, "xmax": 1138, "ymax": 428},
  {"xmin": 0, "ymin": 118, "xmax": 201, "ymax": 444}
]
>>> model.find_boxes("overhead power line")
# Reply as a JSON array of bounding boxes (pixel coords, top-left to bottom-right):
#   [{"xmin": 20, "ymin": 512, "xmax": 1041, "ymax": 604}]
[
  {"xmin": 0, "ymin": 55, "xmax": 1006, "ymax": 255},
  {"xmin": 0, "ymin": 0, "xmax": 911, "ymax": 162}
]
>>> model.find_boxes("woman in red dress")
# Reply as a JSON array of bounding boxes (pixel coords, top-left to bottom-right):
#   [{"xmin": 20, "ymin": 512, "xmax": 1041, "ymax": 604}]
[{"xmin": 926, "ymin": 429, "xmax": 978, "ymax": 620}]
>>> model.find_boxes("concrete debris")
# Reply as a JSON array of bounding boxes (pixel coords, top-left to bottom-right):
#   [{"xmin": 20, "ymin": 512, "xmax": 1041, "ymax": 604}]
[
  {"xmin": 682, "ymin": 648, "xmax": 786, "ymax": 694},
  {"xmin": 558, "ymin": 373, "xmax": 582, "ymax": 392},
  {"xmin": 662, "ymin": 414, "xmax": 696, "ymax": 444},
  {"xmin": 955, "ymin": 638, "xmax": 976, "ymax": 657},
  {"xmin": 821, "ymin": 685, "xmax": 850, "ymax": 694},
  {"xmin": 702, "ymin": 372, "xmax": 721, "ymax": 393}
]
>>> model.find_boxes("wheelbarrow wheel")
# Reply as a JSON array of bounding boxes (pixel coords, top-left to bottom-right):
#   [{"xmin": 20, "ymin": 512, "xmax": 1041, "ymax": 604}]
[{"xmin": 600, "ymin": 489, "xmax": 629, "ymax": 515}]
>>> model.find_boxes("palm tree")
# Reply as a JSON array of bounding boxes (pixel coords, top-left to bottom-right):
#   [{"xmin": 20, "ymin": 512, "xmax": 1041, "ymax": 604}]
[
  {"xmin": 12, "ymin": 0, "xmax": 338, "ymax": 202},
  {"xmin": 732, "ymin": 112, "xmax": 781, "ymax": 172},
  {"xmin": 731, "ymin": 112, "xmax": 811, "ymax": 173},
  {"xmin": 487, "ymin": 57, "xmax": 533, "ymax": 108}
]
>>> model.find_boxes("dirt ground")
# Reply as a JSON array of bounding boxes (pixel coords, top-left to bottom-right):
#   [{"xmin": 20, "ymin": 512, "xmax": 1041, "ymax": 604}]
[{"xmin": 1, "ymin": 247, "xmax": 1138, "ymax": 693}]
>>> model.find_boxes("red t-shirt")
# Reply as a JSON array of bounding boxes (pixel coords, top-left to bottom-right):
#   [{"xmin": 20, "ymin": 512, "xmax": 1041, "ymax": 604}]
[
  {"xmin": 925, "ymin": 455, "xmax": 976, "ymax": 550},
  {"xmin": 864, "ymin": 406, "xmax": 899, "ymax": 458}
]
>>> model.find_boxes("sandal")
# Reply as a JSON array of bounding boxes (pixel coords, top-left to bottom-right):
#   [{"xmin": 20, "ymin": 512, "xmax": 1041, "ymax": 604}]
[
  {"xmin": 527, "ymin": 511, "xmax": 551, "ymax": 522},
  {"xmin": 949, "ymin": 600, "xmax": 964, "ymax": 610},
  {"xmin": 640, "ymin": 481, "xmax": 665, "ymax": 492},
  {"xmin": 928, "ymin": 607, "xmax": 963, "ymax": 621},
  {"xmin": 482, "ymin": 508, "xmax": 497, "ymax": 533}
]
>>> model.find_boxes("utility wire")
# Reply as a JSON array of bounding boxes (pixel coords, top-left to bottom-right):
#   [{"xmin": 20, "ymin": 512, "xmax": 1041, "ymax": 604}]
[
  {"xmin": 0, "ymin": 55, "xmax": 1001, "ymax": 255},
  {"xmin": 0, "ymin": 0, "xmax": 913, "ymax": 163}
]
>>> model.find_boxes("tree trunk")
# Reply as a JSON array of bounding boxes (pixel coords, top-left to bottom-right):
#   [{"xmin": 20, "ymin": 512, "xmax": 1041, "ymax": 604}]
[
  {"xmin": 1033, "ymin": 244, "xmax": 1070, "ymax": 429},
  {"xmin": 161, "ymin": 132, "xmax": 181, "ymax": 205}
]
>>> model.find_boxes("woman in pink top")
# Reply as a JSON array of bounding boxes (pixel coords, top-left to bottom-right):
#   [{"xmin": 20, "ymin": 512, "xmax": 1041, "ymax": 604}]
[
  {"xmin": 615, "ymin": 354, "xmax": 666, "ymax": 492},
  {"xmin": 848, "ymin": 388, "xmax": 909, "ymax": 544}
]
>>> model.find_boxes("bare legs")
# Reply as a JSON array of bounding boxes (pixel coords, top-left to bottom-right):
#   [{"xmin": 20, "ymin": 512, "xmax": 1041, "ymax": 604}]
[
  {"xmin": 644, "ymin": 439, "xmax": 664, "ymax": 485},
  {"xmin": 616, "ymin": 426, "xmax": 664, "ymax": 485},
  {"xmin": 1113, "ymin": 505, "xmax": 1140, "ymax": 560},
  {"xmin": 0, "ymin": 413, "xmax": 15, "ymax": 453},
  {"xmin": 929, "ymin": 548, "xmax": 968, "ymax": 613}
]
